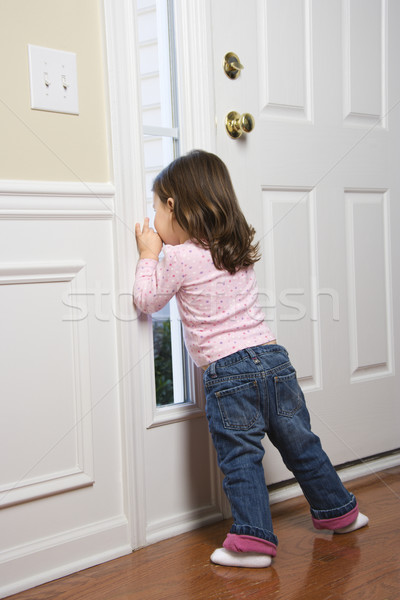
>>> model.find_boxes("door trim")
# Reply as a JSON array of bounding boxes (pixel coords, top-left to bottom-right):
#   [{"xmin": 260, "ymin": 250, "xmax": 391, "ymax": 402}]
[
  {"xmin": 103, "ymin": 0, "xmax": 149, "ymax": 549},
  {"xmin": 173, "ymin": 0, "xmax": 215, "ymax": 153},
  {"xmin": 103, "ymin": 0, "xmax": 218, "ymax": 549}
]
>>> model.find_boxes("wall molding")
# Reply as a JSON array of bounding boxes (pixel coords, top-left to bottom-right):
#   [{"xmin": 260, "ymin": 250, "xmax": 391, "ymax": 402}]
[
  {"xmin": 0, "ymin": 260, "xmax": 94, "ymax": 508},
  {"xmin": 0, "ymin": 180, "xmax": 115, "ymax": 219},
  {"xmin": 0, "ymin": 260, "xmax": 86, "ymax": 284},
  {"xmin": 0, "ymin": 515, "xmax": 130, "ymax": 598},
  {"xmin": 0, "ymin": 470, "xmax": 94, "ymax": 510},
  {"xmin": 103, "ymin": 0, "xmax": 149, "ymax": 551}
]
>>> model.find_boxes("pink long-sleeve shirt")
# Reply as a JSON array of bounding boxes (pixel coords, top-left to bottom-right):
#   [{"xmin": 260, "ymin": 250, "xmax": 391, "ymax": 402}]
[{"xmin": 133, "ymin": 240, "xmax": 275, "ymax": 367}]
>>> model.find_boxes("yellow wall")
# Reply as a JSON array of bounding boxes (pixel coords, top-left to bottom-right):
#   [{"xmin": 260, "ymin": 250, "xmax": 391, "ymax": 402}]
[{"xmin": 0, "ymin": 0, "xmax": 110, "ymax": 182}]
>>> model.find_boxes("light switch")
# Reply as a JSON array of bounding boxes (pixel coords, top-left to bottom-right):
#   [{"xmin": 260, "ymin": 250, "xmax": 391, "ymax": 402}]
[{"xmin": 28, "ymin": 45, "xmax": 79, "ymax": 115}]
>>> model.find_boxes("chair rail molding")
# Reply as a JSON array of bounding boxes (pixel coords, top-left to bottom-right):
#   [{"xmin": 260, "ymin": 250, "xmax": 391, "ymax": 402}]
[{"xmin": 0, "ymin": 180, "xmax": 115, "ymax": 219}]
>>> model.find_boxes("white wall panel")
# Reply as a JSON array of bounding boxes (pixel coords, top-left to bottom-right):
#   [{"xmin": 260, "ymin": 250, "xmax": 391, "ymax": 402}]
[
  {"xmin": 0, "ymin": 183, "xmax": 130, "ymax": 597},
  {"xmin": 343, "ymin": 0, "xmax": 387, "ymax": 125},
  {"xmin": 0, "ymin": 262, "xmax": 94, "ymax": 507},
  {"xmin": 145, "ymin": 418, "xmax": 221, "ymax": 544},
  {"xmin": 258, "ymin": 0, "xmax": 312, "ymax": 120},
  {"xmin": 345, "ymin": 190, "xmax": 393, "ymax": 381}
]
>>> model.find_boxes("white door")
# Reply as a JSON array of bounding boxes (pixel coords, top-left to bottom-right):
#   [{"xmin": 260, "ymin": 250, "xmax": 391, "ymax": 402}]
[{"xmin": 211, "ymin": 0, "xmax": 400, "ymax": 484}]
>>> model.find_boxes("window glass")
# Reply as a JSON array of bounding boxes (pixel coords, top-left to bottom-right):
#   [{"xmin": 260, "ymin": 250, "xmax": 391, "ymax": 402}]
[
  {"xmin": 137, "ymin": 0, "xmax": 175, "ymax": 130},
  {"xmin": 137, "ymin": 0, "xmax": 190, "ymax": 407}
]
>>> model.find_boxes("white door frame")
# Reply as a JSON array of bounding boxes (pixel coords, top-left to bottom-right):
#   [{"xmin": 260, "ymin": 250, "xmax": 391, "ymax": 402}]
[{"xmin": 102, "ymin": 0, "xmax": 216, "ymax": 549}]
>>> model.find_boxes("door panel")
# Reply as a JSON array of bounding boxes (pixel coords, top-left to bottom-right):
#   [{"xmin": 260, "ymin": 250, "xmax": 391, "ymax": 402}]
[{"xmin": 212, "ymin": 0, "xmax": 399, "ymax": 484}]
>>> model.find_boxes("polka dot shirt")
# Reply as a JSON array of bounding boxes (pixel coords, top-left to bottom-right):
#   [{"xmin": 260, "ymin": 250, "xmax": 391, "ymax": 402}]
[{"xmin": 133, "ymin": 240, "xmax": 275, "ymax": 367}]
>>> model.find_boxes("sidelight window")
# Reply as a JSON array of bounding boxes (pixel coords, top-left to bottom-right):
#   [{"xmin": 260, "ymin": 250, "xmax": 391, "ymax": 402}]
[{"xmin": 136, "ymin": 0, "xmax": 192, "ymax": 409}]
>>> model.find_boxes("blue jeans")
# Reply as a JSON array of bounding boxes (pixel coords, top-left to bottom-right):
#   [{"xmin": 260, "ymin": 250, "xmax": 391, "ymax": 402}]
[{"xmin": 203, "ymin": 344, "xmax": 357, "ymax": 548}]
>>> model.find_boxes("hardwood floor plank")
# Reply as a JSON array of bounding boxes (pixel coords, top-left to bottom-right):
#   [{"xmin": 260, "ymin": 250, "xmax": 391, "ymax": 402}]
[{"xmin": 5, "ymin": 466, "xmax": 400, "ymax": 600}]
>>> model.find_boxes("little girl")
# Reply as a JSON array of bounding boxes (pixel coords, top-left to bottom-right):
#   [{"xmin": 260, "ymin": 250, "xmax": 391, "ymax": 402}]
[{"xmin": 134, "ymin": 149, "xmax": 368, "ymax": 568}]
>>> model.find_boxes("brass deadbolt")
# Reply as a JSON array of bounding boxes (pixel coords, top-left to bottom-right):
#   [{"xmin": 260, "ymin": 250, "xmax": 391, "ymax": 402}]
[{"xmin": 223, "ymin": 52, "xmax": 244, "ymax": 80}]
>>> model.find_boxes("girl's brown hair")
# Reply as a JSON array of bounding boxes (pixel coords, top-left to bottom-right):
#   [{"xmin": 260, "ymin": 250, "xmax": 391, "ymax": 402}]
[{"xmin": 152, "ymin": 150, "xmax": 260, "ymax": 274}]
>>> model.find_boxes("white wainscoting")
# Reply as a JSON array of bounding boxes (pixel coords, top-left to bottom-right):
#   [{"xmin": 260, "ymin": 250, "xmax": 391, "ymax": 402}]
[
  {"xmin": 0, "ymin": 180, "xmax": 131, "ymax": 597},
  {"xmin": 0, "ymin": 260, "xmax": 94, "ymax": 508},
  {"xmin": 0, "ymin": 176, "xmax": 228, "ymax": 596},
  {"xmin": 0, "ymin": 180, "xmax": 115, "ymax": 218}
]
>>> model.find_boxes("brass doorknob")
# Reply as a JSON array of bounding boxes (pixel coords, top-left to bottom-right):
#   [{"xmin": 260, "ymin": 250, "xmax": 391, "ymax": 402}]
[
  {"xmin": 225, "ymin": 111, "xmax": 255, "ymax": 139},
  {"xmin": 223, "ymin": 52, "xmax": 244, "ymax": 79}
]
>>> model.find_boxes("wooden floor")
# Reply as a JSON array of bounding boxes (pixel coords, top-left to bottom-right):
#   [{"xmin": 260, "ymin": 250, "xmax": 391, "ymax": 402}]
[{"xmin": 7, "ymin": 466, "xmax": 400, "ymax": 600}]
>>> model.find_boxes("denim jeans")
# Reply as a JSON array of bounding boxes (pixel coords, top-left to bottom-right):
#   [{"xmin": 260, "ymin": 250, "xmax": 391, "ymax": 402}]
[{"xmin": 203, "ymin": 343, "xmax": 358, "ymax": 549}]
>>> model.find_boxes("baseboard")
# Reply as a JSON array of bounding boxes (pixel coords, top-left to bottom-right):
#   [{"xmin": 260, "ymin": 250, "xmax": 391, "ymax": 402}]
[
  {"xmin": 268, "ymin": 450, "xmax": 400, "ymax": 506},
  {"xmin": 146, "ymin": 452, "xmax": 400, "ymax": 546},
  {"xmin": 146, "ymin": 505, "xmax": 224, "ymax": 546},
  {"xmin": 0, "ymin": 515, "xmax": 131, "ymax": 599},
  {"xmin": 2, "ymin": 453, "xmax": 398, "ymax": 597}
]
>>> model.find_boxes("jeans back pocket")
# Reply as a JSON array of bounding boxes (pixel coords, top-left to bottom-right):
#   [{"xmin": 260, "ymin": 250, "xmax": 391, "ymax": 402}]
[
  {"xmin": 274, "ymin": 370, "xmax": 304, "ymax": 417},
  {"xmin": 215, "ymin": 380, "xmax": 261, "ymax": 430}
]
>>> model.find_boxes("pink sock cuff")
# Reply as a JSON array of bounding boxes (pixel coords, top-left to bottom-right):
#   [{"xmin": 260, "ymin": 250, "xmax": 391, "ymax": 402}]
[
  {"xmin": 223, "ymin": 533, "xmax": 277, "ymax": 556},
  {"xmin": 312, "ymin": 504, "xmax": 359, "ymax": 531}
]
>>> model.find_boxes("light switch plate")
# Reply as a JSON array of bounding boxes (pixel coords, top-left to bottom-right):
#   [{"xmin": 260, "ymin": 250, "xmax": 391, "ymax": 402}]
[{"xmin": 28, "ymin": 45, "xmax": 79, "ymax": 115}]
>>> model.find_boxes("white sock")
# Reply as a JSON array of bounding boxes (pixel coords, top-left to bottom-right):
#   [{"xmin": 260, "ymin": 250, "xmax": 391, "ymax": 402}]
[
  {"xmin": 210, "ymin": 548, "xmax": 272, "ymax": 568},
  {"xmin": 334, "ymin": 512, "xmax": 369, "ymax": 534}
]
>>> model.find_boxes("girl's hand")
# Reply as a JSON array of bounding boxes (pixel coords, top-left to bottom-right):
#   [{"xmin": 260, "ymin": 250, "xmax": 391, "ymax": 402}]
[{"xmin": 135, "ymin": 217, "xmax": 163, "ymax": 260}]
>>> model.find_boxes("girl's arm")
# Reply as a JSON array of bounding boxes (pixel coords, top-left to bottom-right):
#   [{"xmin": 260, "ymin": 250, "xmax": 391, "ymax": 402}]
[{"xmin": 133, "ymin": 220, "xmax": 185, "ymax": 314}]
